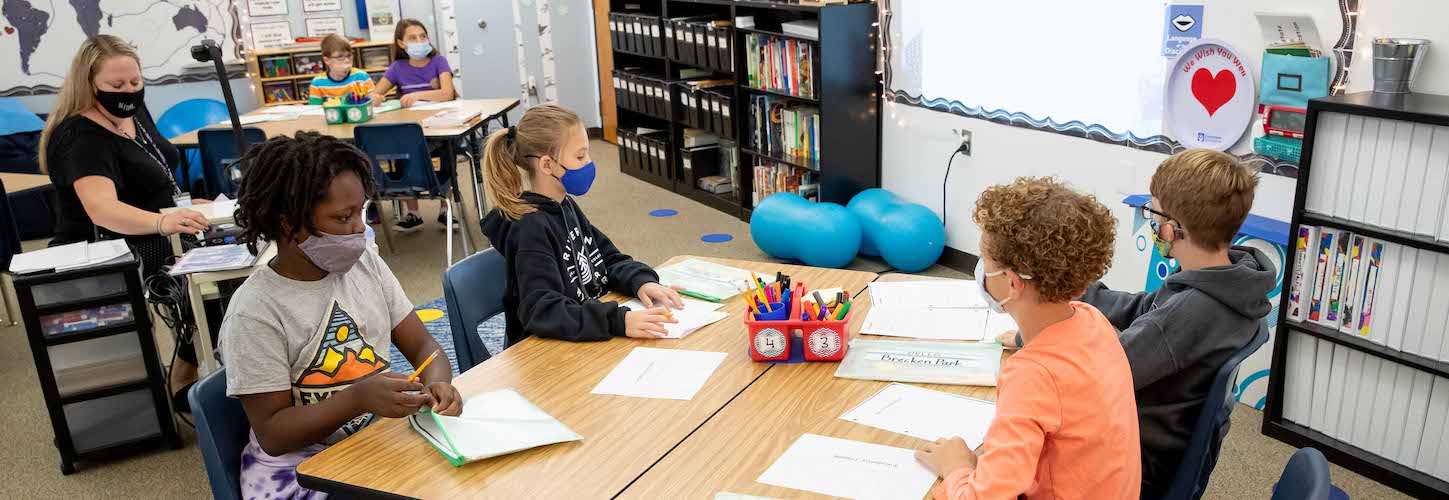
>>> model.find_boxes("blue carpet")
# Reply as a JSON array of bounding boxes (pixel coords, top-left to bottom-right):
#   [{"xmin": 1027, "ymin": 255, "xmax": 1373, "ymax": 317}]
[{"xmin": 388, "ymin": 298, "xmax": 507, "ymax": 376}]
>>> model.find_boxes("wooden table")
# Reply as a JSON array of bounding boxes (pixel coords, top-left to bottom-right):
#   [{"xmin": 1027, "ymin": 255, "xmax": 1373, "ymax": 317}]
[
  {"xmin": 296, "ymin": 256, "xmax": 879, "ymax": 498},
  {"xmin": 0, "ymin": 172, "xmax": 52, "ymax": 194},
  {"xmin": 619, "ymin": 273, "xmax": 1004, "ymax": 499},
  {"xmin": 169, "ymin": 98, "xmax": 520, "ymax": 252}
]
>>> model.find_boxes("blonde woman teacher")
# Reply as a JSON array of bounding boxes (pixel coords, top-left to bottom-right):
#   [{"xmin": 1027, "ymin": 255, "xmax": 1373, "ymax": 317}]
[{"xmin": 39, "ymin": 34, "xmax": 213, "ymax": 404}]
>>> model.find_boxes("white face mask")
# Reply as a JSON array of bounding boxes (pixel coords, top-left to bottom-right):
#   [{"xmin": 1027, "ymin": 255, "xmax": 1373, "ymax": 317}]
[{"xmin": 976, "ymin": 259, "xmax": 1032, "ymax": 314}]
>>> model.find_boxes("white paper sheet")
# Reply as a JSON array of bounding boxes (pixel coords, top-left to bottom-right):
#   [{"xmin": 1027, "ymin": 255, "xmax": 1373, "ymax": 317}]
[
  {"xmin": 410, "ymin": 100, "xmax": 467, "ymax": 111},
  {"xmin": 620, "ymin": 298, "xmax": 728, "ymax": 339},
  {"xmin": 756, "ymin": 434, "xmax": 936, "ymax": 500},
  {"xmin": 841, "ymin": 383, "xmax": 997, "ymax": 448},
  {"xmin": 591, "ymin": 348, "xmax": 726, "ymax": 400},
  {"xmin": 655, "ymin": 258, "xmax": 774, "ymax": 302},
  {"xmin": 12, "ymin": 240, "xmax": 133, "ymax": 274},
  {"xmin": 869, "ymin": 280, "xmax": 986, "ymax": 309},
  {"xmin": 860, "ymin": 306, "xmax": 1015, "ymax": 342}
]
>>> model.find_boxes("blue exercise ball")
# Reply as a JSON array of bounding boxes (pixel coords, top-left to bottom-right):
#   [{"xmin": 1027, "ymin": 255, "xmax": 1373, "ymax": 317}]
[
  {"xmin": 848, "ymin": 188, "xmax": 945, "ymax": 273},
  {"xmin": 750, "ymin": 193, "xmax": 861, "ymax": 269}
]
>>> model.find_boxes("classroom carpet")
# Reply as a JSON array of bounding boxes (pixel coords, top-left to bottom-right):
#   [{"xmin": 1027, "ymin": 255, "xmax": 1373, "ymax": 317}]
[
  {"xmin": 386, "ymin": 298, "xmax": 506, "ymax": 376},
  {"xmin": 0, "ymin": 140, "xmax": 1413, "ymax": 499}
]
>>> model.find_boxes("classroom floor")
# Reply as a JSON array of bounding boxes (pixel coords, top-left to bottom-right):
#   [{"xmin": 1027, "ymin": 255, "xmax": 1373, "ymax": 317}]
[{"xmin": 0, "ymin": 140, "xmax": 1412, "ymax": 499}]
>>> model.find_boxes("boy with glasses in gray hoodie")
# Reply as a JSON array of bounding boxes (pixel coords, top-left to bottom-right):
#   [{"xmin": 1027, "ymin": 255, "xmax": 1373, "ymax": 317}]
[{"xmin": 999, "ymin": 149, "xmax": 1275, "ymax": 498}]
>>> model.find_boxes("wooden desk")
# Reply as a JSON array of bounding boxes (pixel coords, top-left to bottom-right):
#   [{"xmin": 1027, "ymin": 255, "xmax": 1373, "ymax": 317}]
[
  {"xmin": 1, "ymin": 172, "xmax": 52, "ymax": 194},
  {"xmin": 184, "ymin": 244, "xmax": 276, "ymax": 376},
  {"xmin": 168, "ymin": 99, "xmax": 519, "ymax": 146},
  {"xmin": 169, "ymin": 98, "xmax": 520, "ymax": 252},
  {"xmin": 619, "ymin": 273, "xmax": 1003, "ymax": 499},
  {"xmin": 296, "ymin": 256, "xmax": 879, "ymax": 499}
]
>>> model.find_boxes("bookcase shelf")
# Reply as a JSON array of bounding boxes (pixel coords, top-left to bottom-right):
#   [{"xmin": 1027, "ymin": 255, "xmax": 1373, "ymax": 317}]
[
  {"xmin": 1284, "ymin": 320, "xmax": 1449, "ymax": 380},
  {"xmin": 1266, "ymin": 91, "xmax": 1449, "ymax": 499},
  {"xmin": 1265, "ymin": 420, "xmax": 1449, "ymax": 499},
  {"xmin": 1301, "ymin": 212, "xmax": 1449, "ymax": 255},
  {"xmin": 607, "ymin": 0, "xmax": 879, "ymax": 221},
  {"xmin": 741, "ymin": 85, "xmax": 819, "ymax": 103}
]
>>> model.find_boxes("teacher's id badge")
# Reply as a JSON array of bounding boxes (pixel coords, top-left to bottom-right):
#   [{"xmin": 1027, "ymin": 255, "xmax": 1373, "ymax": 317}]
[{"xmin": 173, "ymin": 192, "xmax": 193, "ymax": 207}]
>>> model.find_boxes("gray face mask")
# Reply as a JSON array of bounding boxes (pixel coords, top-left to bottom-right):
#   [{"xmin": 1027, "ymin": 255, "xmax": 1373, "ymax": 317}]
[{"xmin": 298, "ymin": 230, "xmax": 367, "ymax": 274}]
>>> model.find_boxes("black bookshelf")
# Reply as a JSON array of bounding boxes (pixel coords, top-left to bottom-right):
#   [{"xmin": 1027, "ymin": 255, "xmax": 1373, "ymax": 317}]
[
  {"xmin": 1266, "ymin": 91, "xmax": 1449, "ymax": 498},
  {"xmin": 606, "ymin": 0, "xmax": 880, "ymax": 221}
]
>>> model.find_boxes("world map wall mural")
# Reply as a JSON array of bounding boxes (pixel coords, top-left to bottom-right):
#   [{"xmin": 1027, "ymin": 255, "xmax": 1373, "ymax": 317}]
[{"xmin": 0, "ymin": 0, "xmax": 240, "ymax": 96}]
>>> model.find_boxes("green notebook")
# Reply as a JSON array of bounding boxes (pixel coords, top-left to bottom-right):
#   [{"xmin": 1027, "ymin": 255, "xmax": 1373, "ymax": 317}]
[{"xmin": 408, "ymin": 388, "xmax": 583, "ymax": 467}]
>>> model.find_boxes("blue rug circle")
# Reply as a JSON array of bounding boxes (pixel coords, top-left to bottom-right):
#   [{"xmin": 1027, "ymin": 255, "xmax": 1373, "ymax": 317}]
[
  {"xmin": 649, "ymin": 209, "xmax": 679, "ymax": 217},
  {"xmin": 701, "ymin": 233, "xmax": 733, "ymax": 243}
]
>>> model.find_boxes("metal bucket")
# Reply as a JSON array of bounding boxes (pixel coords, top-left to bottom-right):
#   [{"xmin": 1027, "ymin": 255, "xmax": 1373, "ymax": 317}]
[{"xmin": 1372, "ymin": 38, "xmax": 1431, "ymax": 94}]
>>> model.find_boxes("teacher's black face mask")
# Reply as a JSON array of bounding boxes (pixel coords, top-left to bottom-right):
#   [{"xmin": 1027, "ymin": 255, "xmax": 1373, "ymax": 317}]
[{"xmin": 96, "ymin": 87, "xmax": 145, "ymax": 118}]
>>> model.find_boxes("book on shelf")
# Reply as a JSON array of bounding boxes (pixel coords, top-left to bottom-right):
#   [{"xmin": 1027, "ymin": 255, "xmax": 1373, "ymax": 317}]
[
  {"xmin": 745, "ymin": 33, "xmax": 815, "ymax": 99},
  {"xmin": 1305, "ymin": 112, "xmax": 1449, "ymax": 242},
  {"xmin": 748, "ymin": 95, "xmax": 820, "ymax": 163},
  {"xmin": 1287, "ymin": 225, "xmax": 1319, "ymax": 322},
  {"xmin": 1287, "ymin": 235, "xmax": 1449, "ymax": 360},
  {"xmin": 753, "ymin": 161, "xmax": 818, "ymax": 206}
]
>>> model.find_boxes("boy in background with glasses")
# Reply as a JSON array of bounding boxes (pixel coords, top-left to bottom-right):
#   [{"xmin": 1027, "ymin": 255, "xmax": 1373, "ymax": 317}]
[
  {"xmin": 307, "ymin": 34, "xmax": 377, "ymax": 105},
  {"xmin": 998, "ymin": 149, "xmax": 1275, "ymax": 497}
]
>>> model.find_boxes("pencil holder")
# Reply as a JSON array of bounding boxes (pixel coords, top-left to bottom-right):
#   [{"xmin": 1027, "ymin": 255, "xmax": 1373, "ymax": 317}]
[
  {"xmin": 801, "ymin": 309, "xmax": 851, "ymax": 362},
  {"xmin": 323, "ymin": 99, "xmax": 373, "ymax": 125},
  {"xmin": 744, "ymin": 296, "xmax": 799, "ymax": 362}
]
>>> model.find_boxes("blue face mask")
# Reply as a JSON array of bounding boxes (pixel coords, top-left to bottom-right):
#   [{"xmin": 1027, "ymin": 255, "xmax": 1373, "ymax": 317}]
[
  {"xmin": 555, "ymin": 161, "xmax": 596, "ymax": 196},
  {"xmin": 406, "ymin": 42, "xmax": 433, "ymax": 60}
]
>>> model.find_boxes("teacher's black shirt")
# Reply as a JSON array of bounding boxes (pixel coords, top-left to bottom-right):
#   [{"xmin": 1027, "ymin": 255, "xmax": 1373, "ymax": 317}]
[{"xmin": 46, "ymin": 106, "xmax": 179, "ymax": 246}]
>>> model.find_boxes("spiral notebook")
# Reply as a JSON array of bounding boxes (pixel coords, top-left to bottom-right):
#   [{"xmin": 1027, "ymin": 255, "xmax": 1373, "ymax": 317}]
[{"xmin": 408, "ymin": 389, "xmax": 583, "ymax": 467}]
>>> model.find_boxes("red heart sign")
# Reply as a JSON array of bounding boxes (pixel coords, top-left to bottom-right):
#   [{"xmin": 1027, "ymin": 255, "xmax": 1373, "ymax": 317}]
[
  {"xmin": 1191, "ymin": 68, "xmax": 1236, "ymax": 117},
  {"xmin": 3, "ymin": 27, "xmax": 14, "ymax": 35}
]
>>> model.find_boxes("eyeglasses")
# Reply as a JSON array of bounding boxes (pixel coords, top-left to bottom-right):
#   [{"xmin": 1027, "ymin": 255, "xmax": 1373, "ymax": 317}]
[
  {"xmin": 1140, "ymin": 201, "xmax": 1183, "ymax": 235},
  {"xmin": 325, "ymin": 53, "xmax": 353, "ymax": 60}
]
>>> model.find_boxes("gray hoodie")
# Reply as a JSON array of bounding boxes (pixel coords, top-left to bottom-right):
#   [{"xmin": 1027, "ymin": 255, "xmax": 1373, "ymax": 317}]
[{"xmin": 1079, "ymin": 246, "xmax": 1275, "ymax": 498}]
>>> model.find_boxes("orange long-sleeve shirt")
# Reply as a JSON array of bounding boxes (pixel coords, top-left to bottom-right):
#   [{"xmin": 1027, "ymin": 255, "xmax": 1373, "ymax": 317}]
[{"xmin": 934, "ymin": 302, "xmax": 1141, "ymax": 500}]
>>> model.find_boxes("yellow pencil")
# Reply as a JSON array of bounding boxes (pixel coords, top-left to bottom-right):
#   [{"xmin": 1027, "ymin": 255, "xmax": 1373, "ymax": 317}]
[{"xmin": 407, "ymin": 350, "xmax": 440, "ymax": 382}]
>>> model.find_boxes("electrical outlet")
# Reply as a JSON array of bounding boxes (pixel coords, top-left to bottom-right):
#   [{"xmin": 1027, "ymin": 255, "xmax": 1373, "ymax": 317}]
[{"xmin": 953, "ymin": 128, "xmax": 973, "ymax": 156}]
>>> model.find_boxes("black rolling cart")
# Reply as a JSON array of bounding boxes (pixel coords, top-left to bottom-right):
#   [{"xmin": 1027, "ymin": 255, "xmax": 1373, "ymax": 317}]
[{"xmin": 14, "ymin": 252, "xmax": 182, "ymax": 474}]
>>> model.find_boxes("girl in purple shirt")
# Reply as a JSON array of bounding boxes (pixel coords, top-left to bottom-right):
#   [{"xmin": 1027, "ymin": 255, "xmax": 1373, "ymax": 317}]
[
  {"xmin": 369, "ymin": 18, "xmax": 458, "ymax": 230},
  {"xmin": 371, "ymin": 19, "xmax": 456, "ymax": 109}
]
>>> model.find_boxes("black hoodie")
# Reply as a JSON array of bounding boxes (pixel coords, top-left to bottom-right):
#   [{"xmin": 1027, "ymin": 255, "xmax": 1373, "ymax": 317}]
[
  {"xmin": 1080, "ymin": 246, "xmax": 1276, "ymax": 497},
  {"xmin": 480, "ymin": 192, "xmax": 660, "ymax": 347}
]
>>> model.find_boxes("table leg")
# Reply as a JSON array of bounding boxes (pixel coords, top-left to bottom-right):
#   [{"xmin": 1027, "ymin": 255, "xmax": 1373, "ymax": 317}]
[
  {"xmin": 446, "ymin": 139, "xmax": 477, "ymax": 255},
  {"xmin": 169, "ymin": 233, "xmax": 183, "ymax": 259},
  {"xmin": 187, "ymin": 278, "xmax": 218, "ymax": 376}
]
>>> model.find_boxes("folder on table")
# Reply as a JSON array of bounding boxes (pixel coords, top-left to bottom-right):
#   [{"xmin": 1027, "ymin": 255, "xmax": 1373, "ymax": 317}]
[{"xmin": 409, "ymin": 389, "xmax": 582, "ymax": 467}]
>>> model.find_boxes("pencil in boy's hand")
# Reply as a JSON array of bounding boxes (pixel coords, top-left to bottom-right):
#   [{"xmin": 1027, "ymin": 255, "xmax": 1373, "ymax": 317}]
[{"xmin": 407, "ymin": 350, "xmax": 440, "ymax": 382}]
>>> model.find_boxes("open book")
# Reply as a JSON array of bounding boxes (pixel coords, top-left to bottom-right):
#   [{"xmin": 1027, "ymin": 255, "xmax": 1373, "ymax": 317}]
[{"xmin": 408, "ymin": 389, "xmax": 583, "ymax": 467}]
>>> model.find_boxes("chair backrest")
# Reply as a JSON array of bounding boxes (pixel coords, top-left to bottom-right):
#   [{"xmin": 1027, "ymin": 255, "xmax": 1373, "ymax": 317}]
[
  {"xmin": 189, "ymin": 368, "xmax": 250, "ymax": 500},
  {"xmin": 352, "ymin": 123, "xmax": 449, "ymax": 198},
  {"xmin": 0, "ymin": 178, "xmax": 21, "ymax": 271},
  {"xmin": 442, "ymin": 248, "xmax": 506, "ymax": 372},
  {"xmin": 1160, "ymin": 321, "xmax": 1271, "ymax": 500},
  {"xmin": 156, "ymin": 99, "xmax": 228, "ymax": 193},
  {"xmin": 197, "ymin": 127, "xmax": 266, "ymax": 199},
  {"xmin": 1271, "ymin": 448, "xmax": 1332, "ymax": 500}
]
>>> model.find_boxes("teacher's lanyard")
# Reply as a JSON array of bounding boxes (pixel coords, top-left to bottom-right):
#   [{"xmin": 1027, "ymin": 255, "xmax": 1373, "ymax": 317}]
[{"xmin": 130, "ymin": 122, "xmax": 181, "ymax": 196}]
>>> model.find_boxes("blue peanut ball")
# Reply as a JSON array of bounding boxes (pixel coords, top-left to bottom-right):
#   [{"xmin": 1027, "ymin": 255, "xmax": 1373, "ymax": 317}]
[
  {"xmin": 750, "ymin": 193, "xmax": 862, "ymax": 269},
  {"xmin": 847, "ymin": 188, "xmax": 945, "ymax": 273}
]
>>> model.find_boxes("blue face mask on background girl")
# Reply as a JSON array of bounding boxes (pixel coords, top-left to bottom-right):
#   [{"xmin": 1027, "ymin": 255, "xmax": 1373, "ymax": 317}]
[{"xmin": 406, "ymin": 42, "xmax": 433, "ymax": 60}]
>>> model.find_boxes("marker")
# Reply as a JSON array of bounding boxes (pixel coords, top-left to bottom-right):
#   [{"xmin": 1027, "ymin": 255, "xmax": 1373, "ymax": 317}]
[
  {"xmin": 406, "ymin": 350, "xmax": 440, "ymax": 382},
  {"xmin": 834, "ymin": 301, "xmax": 852, "ymax": 320},
  {"xmin": 678, "ymin": 289, "xmax": 723, "ymax": 303}
]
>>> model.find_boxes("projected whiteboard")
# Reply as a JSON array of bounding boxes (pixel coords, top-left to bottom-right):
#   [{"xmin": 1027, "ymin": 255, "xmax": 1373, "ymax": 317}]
[{"xmin": 884, "ymin": 0, "xmax": 1354, "ymax": 175}]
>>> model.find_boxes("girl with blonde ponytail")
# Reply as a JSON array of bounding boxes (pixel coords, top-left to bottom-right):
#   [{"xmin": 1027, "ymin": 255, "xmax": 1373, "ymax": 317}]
[{"xmin": 479, "ymin": 104, "xmax": 682, "ymax": 346}]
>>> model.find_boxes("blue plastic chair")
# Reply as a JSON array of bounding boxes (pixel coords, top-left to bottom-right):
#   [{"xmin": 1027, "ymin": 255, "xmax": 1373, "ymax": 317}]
[
  {"xmin": 156, "ymin": 99, "xmax": 229, "ymax": 194},
  {"xmin": 198, "ymin": 127, "xmax": 266, "ymax": 199},
  {"xmin": 442, "ymin": 248, "xmax": 506, "ymax": 372},
  {"xmin": 188, "ymin": 368, "xmax": 249, "ymax": 500},
  {"xmin": 353, "ymin": 123, "xmax": 461, "ymax": 264},
  {"xmin": 1271, "ymin": 448, "xmax": 1332, "ymax": 500},
  {"xmin": 1159, "ymin": 322, "xmax": 1271, "ymax": 500}
]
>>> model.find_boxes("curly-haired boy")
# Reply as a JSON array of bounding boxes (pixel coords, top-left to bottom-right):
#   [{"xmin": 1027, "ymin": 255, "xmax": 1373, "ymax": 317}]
[{"xmin": 917, "ymin": 176, "xmax": 1140, "ymax": 500}]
